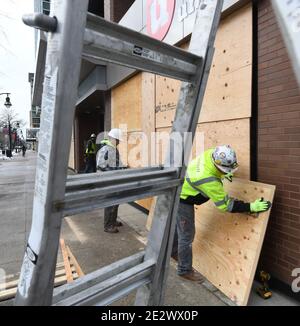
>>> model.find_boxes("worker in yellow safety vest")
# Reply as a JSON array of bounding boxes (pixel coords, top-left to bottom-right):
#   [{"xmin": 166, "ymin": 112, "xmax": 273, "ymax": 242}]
[
  {"xmin": 172, "ymin": 145, "xmax": 272, "ymax": 282},
  {"xmin": 84, "ymin": 133, "xmax": 97, "ymax": 173}
]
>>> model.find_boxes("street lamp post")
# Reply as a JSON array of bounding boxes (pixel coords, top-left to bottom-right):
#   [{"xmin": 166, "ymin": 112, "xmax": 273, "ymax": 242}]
[{"xmin": 0, "ymin": 93, "xmax": 13, "ymax": 157}]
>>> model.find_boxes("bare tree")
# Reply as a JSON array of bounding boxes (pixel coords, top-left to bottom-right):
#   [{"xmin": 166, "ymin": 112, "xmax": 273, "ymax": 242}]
[{"xmin": 0, "ymin": 106, "xmax": 25, "ymax": 154}]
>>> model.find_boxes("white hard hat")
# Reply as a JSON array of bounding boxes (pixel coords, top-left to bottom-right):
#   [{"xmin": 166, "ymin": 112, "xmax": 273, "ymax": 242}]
[
  {"xmin": 90, "ymin": 133, "xmax": 96, "ymax": 138},
  {"xmin": 108, "ymin": 128, "xmax": 123, "ymax": 141},
  {"xmin": 212, "ymin": 145, "xmax": 239, "ymax": 174}
]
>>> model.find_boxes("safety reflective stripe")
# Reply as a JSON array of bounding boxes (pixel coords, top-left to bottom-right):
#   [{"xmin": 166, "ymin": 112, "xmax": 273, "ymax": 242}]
[
  {"xmin": 227, "ymin": 198, "xmax": 235, "ymax": 212},
  {"xmin": 192, "ymin": 176, "xmax": 220, "ymax": 186},
  {"xmin": 185, "ymin": 172, "xmax": 214, "ymax": 198},
  {"xmin": 186, "ymin": 176, "xmax": 209, "ymax": 198},
  {"xmin": 214, "ymin": 195, "xmax": 229, "ymax": 207}
]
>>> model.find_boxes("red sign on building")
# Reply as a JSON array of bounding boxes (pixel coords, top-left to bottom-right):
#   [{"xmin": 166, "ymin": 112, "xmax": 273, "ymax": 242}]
[{"xmin": 146, "ymin": 0, "xmax": 176, "ymax": 41}]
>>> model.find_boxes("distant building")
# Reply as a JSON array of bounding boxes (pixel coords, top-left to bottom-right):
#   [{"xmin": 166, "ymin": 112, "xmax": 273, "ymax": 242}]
[
  {"xmin": 28, "ymin": 73, "xmax": 41, "ymax": 129},
  {"xmin": 31, "ymin": 0, "xmax": 134, "ymax": 171}
]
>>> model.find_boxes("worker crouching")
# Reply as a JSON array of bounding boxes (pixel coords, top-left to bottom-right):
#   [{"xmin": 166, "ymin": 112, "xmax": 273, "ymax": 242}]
[{"xmin": 172, "ymin": 145, "xmax": 272, "ymax": 282}]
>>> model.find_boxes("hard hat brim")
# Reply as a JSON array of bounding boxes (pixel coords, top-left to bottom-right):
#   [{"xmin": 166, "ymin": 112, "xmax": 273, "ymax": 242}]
[{"xmin": 214, "ymin": 163, "xmax": 239, "ymax": 174}]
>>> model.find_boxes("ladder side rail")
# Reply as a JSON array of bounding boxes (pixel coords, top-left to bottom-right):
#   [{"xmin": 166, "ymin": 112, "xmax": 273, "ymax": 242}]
[
  {"xmin": 135, "ymin": 0, "xmax": 224, "ymax": 306},
  {"xmin": 15, "ymin": 0, "xmax": 89, "ymax": 306},
  {"xmin": 157, "ymin": 47, "xmax": 217, "ymax": 305},
  {"xmin": 271, "ymin": 0, "xmax": 300, "ymax": 87},
  {"xmin": 152, "ymin": 2, "xmax": 224, "ymax": 306}
]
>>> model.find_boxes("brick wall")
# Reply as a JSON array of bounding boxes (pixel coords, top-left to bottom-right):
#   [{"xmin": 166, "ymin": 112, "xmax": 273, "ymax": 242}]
[{"xmin": 257, "ymin": 0, "xmax": 300, "ymax": 286}]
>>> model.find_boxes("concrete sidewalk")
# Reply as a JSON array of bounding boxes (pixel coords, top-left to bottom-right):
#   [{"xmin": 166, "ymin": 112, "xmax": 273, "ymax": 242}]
[{"xmin": 0, "ymin": 151, "xmax": 298, "ymax": 306}]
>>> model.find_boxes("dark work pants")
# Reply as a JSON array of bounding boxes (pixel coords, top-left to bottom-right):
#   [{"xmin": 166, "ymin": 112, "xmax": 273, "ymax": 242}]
[
  {"xmin": 84, "ymin": 156, "xmax": 96, "ymax": 173},
  {"xmin": 104, "ymin": 205, "xmax": 119, "ymax": 229},
  {"xmin": 172, "ymin": 201, "xmax": 195, "ymax": 275}
]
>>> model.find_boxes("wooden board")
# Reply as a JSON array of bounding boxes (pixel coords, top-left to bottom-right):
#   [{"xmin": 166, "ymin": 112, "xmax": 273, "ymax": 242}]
[
  {"xmin": 0, "ymin": 261, "xmax": 82, "ymax": 302},
  {"xmin": 155, "ymin": 75, "xmax": 181, "ymax": 129},
  {"xmin": 193, "ymin": 178, "xmax": 275, "ymax": 306},
  {"xmin": 111, "ymin": 73, "xmax": 143, "ymax": 132},
  {"xmin": 199, "ymin": 3, "xmax": 252, "ymax": 123},
  {"xmin": 155, "ymin": 4, "xmax": 252, "ymax": 128},
  {"xmin": 129, "ymin": 73, "xmax": 155, "ymax": 210},
  {"xmin": 60, "ymin": 238, "xmax": 73, "ymax": 283},
  {"xmin": 196, "ymin": 119, "xmax": 251, "ymax": 179}
]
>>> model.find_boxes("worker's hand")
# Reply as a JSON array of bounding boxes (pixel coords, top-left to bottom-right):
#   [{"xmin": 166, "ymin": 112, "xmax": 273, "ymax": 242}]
[
  {"xmin": 224, "ymin": 172, "xmax": 234, "ymax": 182},
  {"xmin": 250, "ymin": 198, "xmax": 271, "ymax": 213}
]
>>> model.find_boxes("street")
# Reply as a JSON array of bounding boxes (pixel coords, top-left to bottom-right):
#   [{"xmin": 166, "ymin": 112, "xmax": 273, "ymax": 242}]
[{"xmin": 0, "ymin": 151, "xmax": 227, "ymax": 306}]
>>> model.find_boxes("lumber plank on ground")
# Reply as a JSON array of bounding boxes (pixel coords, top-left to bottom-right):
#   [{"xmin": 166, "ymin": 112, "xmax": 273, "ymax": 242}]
[
  {"xmin": 0, "ymin": 242, "xmax": 83, "ymax": 302},
  {"xmin": 60, "ymin": 238, "xmax": 73, "ymax": 283}
]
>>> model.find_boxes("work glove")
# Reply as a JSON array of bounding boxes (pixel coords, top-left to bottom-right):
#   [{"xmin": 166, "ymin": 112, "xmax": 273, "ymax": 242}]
[
  {"xmin": 250, "ymin": 198, "xmax": 272, "ymax": 213},
  {"xmin": 224, "ymin": 172, "xmax": 234, "ymax": 182}
]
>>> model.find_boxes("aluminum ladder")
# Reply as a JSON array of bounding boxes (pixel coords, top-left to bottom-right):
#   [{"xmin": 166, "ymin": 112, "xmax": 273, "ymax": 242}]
[
  {"xmin": 271, "ymin": 0, "xmax": 300, "ymax": 87},
  {"xmin": 15, "ymin": 0, "xmax": 223, "ymax": 306}
]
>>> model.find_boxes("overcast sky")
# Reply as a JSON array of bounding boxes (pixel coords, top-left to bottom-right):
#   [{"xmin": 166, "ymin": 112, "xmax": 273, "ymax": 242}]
[{"xmin": 0, "ymin": 0, "xmax": 35, "ymax": 128}]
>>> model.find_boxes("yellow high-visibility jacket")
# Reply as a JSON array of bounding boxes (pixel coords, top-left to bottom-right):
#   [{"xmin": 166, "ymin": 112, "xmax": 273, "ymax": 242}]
[{"xmin": 180, "ymin": 149, "xmax": 250, "ymax": 213}]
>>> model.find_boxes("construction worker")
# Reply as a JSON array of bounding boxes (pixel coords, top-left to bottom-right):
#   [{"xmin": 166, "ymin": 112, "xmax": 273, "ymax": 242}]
[
  {"xmin": 84, "ymin": 133, "xmax": 97, "ymax": 173},
  {"xmin": 172, "ymin": 145, "xmax": 271, "ymax": 282},
  {"xmin": 97, "ymin": 128, "xmax": 126, "ymax": 233}
]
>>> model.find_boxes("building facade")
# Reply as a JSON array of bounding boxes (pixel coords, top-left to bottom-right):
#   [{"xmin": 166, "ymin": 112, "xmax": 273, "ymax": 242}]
[
  {"xmin": 31, "ymin": 0, "xmax": 300, "ymax": 300},
  {"xmin": 256, "ymin": 0, "xmax": 300, "ymax": 295}
]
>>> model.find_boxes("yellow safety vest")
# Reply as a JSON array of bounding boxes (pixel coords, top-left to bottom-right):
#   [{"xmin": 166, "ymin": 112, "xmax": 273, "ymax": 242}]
[{"xmin": 181, "ymin": 149, "xmax": 234, "ymax": 212}]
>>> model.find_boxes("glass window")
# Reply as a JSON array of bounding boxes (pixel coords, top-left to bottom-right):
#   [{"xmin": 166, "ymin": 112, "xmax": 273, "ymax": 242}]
[{"xmin": 42, "ymin": 0, "xmax": 51, "ymax": 15}]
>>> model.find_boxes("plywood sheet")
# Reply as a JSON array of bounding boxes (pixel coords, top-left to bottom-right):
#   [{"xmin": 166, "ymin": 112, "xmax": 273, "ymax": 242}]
[
  {"xmin": 196, "ymin": 119, "xmax": 251, "ymax": 179},
  {"xmin": 193, "ymin": 178, "xmax": 275, "ymax": 306},
  {"xmin": 155, "ymin": 4, "xmax": 252, "ymax": 128},
  {"xmin": 155, "ymin": 76, "xmax": 181, "ymax": 129},
  {"xmin": 142, "ymin": 72, "xmax": 156, "ymax": 164},
  {"xmin": 155, "ymin": 43, "xmax": 189, "ymax": 129},
  {"xmin": 111, "ymin": 73, "xmax": 142, "ymax": 132}
]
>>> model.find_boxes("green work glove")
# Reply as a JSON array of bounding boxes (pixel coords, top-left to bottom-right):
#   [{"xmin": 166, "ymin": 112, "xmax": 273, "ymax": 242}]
[
  {"xmin": 224, "ymin": 172, "xmax": 234, "ymax": 182},
  {"xmin": 250, "ymin": 198, "xmax": 271, "ymax": 213}
]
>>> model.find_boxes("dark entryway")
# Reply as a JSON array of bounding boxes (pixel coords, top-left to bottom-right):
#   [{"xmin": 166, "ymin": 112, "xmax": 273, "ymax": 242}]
[{"xmin": 75, "ymin": 91, "xmax": 105, "ymax": 172}]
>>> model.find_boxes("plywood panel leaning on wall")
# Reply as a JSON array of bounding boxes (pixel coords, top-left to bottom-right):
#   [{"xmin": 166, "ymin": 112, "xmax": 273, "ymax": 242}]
[{"xmin": 193, "ymin": 178, "xmax": 276, "ymax": 306}]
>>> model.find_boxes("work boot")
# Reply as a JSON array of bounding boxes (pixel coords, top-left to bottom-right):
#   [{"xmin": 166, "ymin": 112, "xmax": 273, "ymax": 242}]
[
  {"xmin": 179, "ymin": 270, "xmax": 205, "ymax": 283},
  {"xmin": 104, "ymin": 226, "xmax": 119, "ymax": 234},
  {"xmin": 114, "ymin": 221, "xmax": 123, "ymax": 227}
]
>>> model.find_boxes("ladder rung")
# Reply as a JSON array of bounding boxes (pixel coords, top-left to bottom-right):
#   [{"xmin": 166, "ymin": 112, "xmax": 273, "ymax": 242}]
[
  {"xmin": 84, "ymin": 13, "xmax": 202, "ymax": 82},
  {"xmin": 67, "ymin": 166, "xmax": 163, "ymax": 182},
  {"xmin": 60, "ymin": 178, "xmax": 180, "ymax": 217},
  {"xmin": 66, "ymin": 167, "xmax": 179, "ymax": 191},
  {"xmin": 56, "ymin": 168, "xmax": 180, "ymax": 216},
  {"xmin": 53, "ymin": 251, "xmax": 145, "ymax": 304},
  {"xmin": 53, "ymin": 259, "xmax": 155, "ymax": 306}
]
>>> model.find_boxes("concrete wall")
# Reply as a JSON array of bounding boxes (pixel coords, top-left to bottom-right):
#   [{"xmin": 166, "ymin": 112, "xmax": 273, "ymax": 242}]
[{"xmin": 257, "ymin": 0, "xmax": 300, "ymax": 287}]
